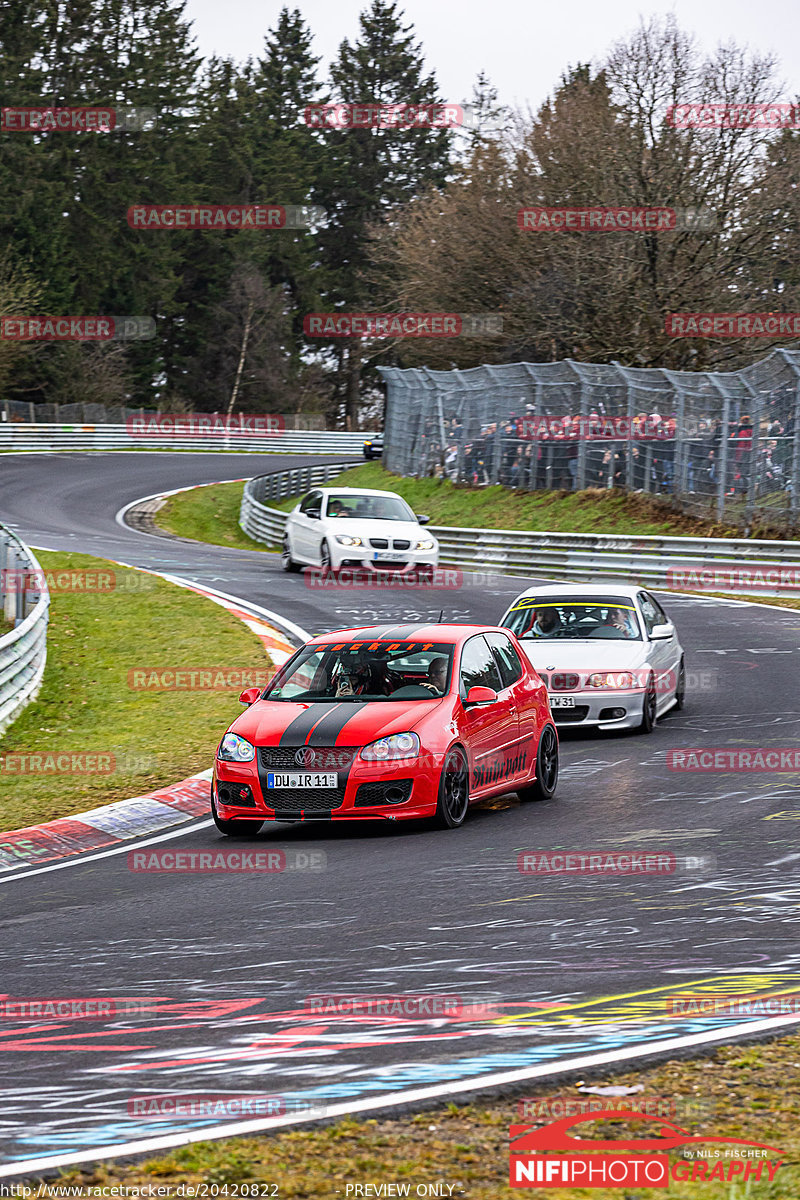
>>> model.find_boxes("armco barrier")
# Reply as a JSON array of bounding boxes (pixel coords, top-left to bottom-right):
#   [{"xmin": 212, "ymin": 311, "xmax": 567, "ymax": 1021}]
[
  {"xmin": 0, "ymin": 526, "xmax": 49, "ymax": 734},
  {"xmin": 241, "ymin": 462, "xmax": 354, "ymax": 545},
  {"xmin": 0, "ymin": 424, "xmax": 372, "ymax": 455},
  {"xmin": 239, "ymin": 466, "xmax": 800, "ymax": 596}
]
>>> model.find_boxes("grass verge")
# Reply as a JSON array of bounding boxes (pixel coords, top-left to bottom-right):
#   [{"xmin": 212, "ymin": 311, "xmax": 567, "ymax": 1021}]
[
  {"xmin": 0, "ymin": 550, "xmax": 270, "ymax": 829},
  {"xmin": 155, "ymin": 464, "xmax": 784, "ymax": 545},
  {"xmin": 28, "ymin": 1030, "xmax": 800, "ymax": 1198},
  {"xmin": 155, "ymin": 482, "xmax": 268, "ymax": 552}
]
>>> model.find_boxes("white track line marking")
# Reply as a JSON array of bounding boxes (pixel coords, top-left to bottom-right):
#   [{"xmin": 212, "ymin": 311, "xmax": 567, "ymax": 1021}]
[
  {"xmin": 1, "ymin": 1013, "xmax": 798, "ymax": 1177},
  {"xmin": 0, "ymin": 818, "xmax": 215, "ymax": 885}
]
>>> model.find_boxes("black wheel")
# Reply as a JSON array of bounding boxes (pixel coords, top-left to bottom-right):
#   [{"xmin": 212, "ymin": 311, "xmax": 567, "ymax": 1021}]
[
  {"xmin": 281, "ymin": 536, "xmax": 300, "ymax": 573},
  {"xmin": 433, "ymin": 746, "xmax": 470, "ymax": 829},
  {"xmin": 517, "ymin": 724, "xmax": 559, "ymax": 801},
  {"xmin": 674, "ymin": 657, "xmax": 686, "ymax": 710},
  {"xmin": 637, "ymin": 673, "xmax": 657, "ymax": 733},
  {"xmin": 211, "ymin": 785, "xmax": 263, "ymax": 837}
]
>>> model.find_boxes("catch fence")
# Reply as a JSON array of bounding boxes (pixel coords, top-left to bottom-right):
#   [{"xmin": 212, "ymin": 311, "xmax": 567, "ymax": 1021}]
[{"xmin": 378, "ymin": 348, "xmax": 800, "ymax": 531}]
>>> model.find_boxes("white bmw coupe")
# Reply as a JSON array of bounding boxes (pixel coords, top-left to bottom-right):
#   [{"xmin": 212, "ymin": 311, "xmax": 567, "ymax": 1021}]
[
  {"xmin": 282, "ymin": 487, "xmax": 439, "ymax": 576},
  {"xmin": 499, "ymin": 583, "xmax": 685, "ymax": 733}
]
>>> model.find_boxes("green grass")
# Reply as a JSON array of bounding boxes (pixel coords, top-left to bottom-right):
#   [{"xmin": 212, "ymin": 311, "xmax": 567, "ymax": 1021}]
[
  {"xmin": 31, "ymin": 1030, "xmax": 800, "ymax": 1198},
  {"xmin": 155, "ymin": 481, "xmax": 269, "ymax": 551},
  {"xmin": 0, "ymin": 550, "xmax": 270, "ymax": 829},
  {"xmin": 155, "ymin": 464, "xmax": 761, "ymax": 546}
]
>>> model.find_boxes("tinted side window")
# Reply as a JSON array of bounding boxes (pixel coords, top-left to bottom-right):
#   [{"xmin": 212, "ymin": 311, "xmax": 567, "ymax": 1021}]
[
  {"xmin": 486, "ymin": 632, "xmax": 524, "ymax": 688},
  {"xmin": 460, "ymin": 635, "xmax": 503, "ymax": 695},
  {"xmin": 638, "ymin": 593, "xmax": 659, "ymax": 635},
  {"xmin": 300, "ymin": 491, "xmax": 321, "ymax": 515}
]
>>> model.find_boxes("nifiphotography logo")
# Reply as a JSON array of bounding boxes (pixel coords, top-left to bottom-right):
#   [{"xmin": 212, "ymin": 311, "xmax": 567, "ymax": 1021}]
[{"xmin": 509, "ymin": 1111, "xmax": 784, "ymax": 1188}]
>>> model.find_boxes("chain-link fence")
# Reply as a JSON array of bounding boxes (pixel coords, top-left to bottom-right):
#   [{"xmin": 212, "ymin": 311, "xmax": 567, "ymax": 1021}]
[{"xmin": 378, "ymin": 349, "xmax": 800, "ymax": 532}]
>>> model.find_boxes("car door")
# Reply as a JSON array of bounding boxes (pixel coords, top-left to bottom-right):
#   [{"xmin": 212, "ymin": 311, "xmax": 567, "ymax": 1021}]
[
  {"xmin": 291, "ymin": 490, "xmax": 323, "ymax": 561},
  {"xmin": 458, "ymin": 634, "xmax": 520, "ymax": 797},
  {"xmin": 485, "ymin": 631, "xmax": 539, "ymax": 783},
  {"xmin": 638, "ymin": 591, "xmax": 677, "ymax": 706}
]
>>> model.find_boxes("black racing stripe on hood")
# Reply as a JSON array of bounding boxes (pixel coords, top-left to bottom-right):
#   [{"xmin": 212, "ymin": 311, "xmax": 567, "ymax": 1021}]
[
  {"xmin": 305, "ymin": 704, "xmax": 363, "ymax": 746},
  {"xmin": 379, "ymin": 625, "xmax": 424, "ymax": 640},
  {"xmin": 278, "ymin": 704, "xmax": 342, "ymax": 746}
]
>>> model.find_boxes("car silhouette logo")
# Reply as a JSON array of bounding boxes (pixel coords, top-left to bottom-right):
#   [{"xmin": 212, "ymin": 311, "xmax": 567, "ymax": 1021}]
[{"xmin": 295, "ymin": 748, "xmax": 315, "ymax": 767}]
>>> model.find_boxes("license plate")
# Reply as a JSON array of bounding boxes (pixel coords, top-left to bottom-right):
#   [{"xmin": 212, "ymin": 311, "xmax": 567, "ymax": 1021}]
[
  {"xmin": 549, "ymin": 696, "xmax": 576, "ymax": 708},
  {"xmin": 373, "ymin": 552, "xmax": 405, "ymax": 561},
  {"xmin": 267, "ymin": 772, "xmax": 337, "ymax": 788}
]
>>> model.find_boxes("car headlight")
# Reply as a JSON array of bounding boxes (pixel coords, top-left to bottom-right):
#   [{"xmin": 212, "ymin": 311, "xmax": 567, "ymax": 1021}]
[
  {"xmin": 359, "ymin": 732, "xmax": 420, "ymax": 761},
  {"xmin": 217, "ymin": 733, "xmax": 255, "ymax": 762},
  {"xmin": 587, "ymin": 671, "xmax": 636, "ymax": 689},
  {"xmin": 334, "ymin": 534, "xmax": 363, "ymax": 546},
  {"xmin": 415, "ymin": 539, "xmax": 436, "ymax": 551}
]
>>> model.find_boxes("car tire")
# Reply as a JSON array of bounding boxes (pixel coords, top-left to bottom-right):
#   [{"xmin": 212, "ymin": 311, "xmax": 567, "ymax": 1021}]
[
  {"xmin": 517, "ymin": 724, "xmax": 559, "ymax": 802},
  {"xmin": 433, "ymin": 746, "xmax": 470, "ymax": 829},
  {"xmin": 320, "ymin": 540, "xmax": 336, "ymax": 575},
  {"xmin": 637, "ymin": 673, "xmax": 657, "ymax": 734},
  {"xmin": 211, "ymin": 785, "xmax": 264, "ymax": 838},
  {"xmin": 281, "ymin": 536, "xmax": 300, "ymax": 573},
  {"xmin": 674, "ymin": 657, "xmax": 686, "ymax": 710}
]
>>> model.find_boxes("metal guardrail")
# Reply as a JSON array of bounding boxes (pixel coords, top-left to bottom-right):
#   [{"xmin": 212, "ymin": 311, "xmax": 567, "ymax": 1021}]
[
  {"xmin": 0, "ymin": 526, "xmax": 49, "ymax": 734},
  {"xmin": 0, "ymin": 425, "xmax": 374, "ymax": 455},
  {"xmin": 241, "ymin": 463, "xmax": 354, "ymax": 545},
  {"xmin": 240, "ymin": 465, "xmax": 800, "ymax": 597}
]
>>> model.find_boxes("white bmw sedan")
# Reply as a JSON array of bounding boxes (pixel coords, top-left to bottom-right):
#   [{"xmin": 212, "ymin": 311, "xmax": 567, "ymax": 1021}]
[
  {"xmin": 281, "ymin": 487, "xmax": 439, "ymax": 575},
  {"xmin": 499, "ymin": 583, "xmax": 685, "ymax": 734}
]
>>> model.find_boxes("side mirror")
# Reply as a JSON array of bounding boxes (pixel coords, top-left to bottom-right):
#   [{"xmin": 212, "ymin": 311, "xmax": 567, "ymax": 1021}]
[
  {"xmin": 649, "ymin": 622, "xmax": 675, "ymax": 641},
  {"xmin": 465, "ymin": 685, "xmax": 498, "ymax": 706},
  {"xmin": 239, "ymin": 687, "xmax": 261, "ymax": 705},
  {"xmin": 307, "ymin": 508, "xmax": 321, "ymax": 520},
  {"xmin": 416, "ymin": 513, "xmax": 430, "ymax": 525}
]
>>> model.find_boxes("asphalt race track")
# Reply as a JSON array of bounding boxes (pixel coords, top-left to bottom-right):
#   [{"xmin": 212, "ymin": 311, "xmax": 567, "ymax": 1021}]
[{"xmin": 2, "ymin": 452, "xmax": 800, "ymax": 1170}]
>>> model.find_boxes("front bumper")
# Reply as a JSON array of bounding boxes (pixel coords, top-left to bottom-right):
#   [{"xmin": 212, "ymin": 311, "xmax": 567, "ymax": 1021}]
[
  {"xmin": 214, "ymin": 753, "xmax": 442, "ymax": 822},
  {"xmin": 549, "ymin": 689, "xmax": 646, "ymax": 731},
  {"xmin": 329, "ymin": 546, "xmax": 439, "ymax": 573}
]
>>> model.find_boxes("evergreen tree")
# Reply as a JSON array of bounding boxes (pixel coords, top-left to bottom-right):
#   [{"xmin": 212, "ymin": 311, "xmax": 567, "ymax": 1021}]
[{"xmin": 317, "ymin": 0, "xmax": 452, "ymax": 426}]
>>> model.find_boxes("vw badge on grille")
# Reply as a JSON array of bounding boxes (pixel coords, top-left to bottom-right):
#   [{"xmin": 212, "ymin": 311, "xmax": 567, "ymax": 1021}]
[{"xmin": 295, "ymin": 747, "xmax": 315, "ymax": 767}]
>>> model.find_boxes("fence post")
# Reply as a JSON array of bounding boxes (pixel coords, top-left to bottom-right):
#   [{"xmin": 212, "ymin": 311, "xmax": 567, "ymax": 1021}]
[
  {"xmin": 576, "ymin": 378, "xmax": 588, "ymax": 490},
  {"xmin": 717, "ymin": 394, "xmax": 731, "ymax": 523},
  {"xmin": 792, "ymin": 382, "xmax": 800, "ymax": 522},
  {"xmin": 744, "ymin": 388, "xmax": 762, "ymax": 530}
]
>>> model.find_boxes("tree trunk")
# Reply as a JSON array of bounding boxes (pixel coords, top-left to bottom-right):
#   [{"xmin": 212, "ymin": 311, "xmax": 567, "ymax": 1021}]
[{"xmin": 227, "ymin": 300, "xmax": 255, "ymax": 419}]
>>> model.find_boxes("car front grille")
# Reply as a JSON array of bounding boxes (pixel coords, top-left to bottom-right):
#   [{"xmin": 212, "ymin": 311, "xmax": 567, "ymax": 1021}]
[
  {"xmin": 256, "ymin": 745, "xmax": 356, "ymax": 814},
  {"xmin": 258, "ymin": 746, "xmax": 357, "ymax": 771},
  {"xmin": 269, "ymin": 788, "xmax": 343, "ymax": 815},
  {"xmin": 369, "ymin": 538, "xmax": 389, "ymax": 549},
  {"xmin": 552, "ymin": 706, "xmax": 590, "ymax": 724},
  {"xmin": 392, "ymin": 539, "xmax": 411, "ymax": 550}
]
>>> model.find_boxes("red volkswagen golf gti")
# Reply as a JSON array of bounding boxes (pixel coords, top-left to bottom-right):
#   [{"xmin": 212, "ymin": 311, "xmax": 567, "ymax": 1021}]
[{"xmin": 212, "ymin": 623, "xmax": 558, "ymax": 833}]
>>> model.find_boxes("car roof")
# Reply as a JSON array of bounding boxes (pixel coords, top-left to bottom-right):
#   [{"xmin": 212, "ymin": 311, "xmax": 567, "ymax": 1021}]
[
  {"xmin": 507, "ymin": 582, "xmax": 643, "ymax": 602},
  {"xmin": 308, "ymin": 623, "xmax": 511, "ymax": 645},
  {"xmin": 319, "ymin": 488, "xmax": 405, "ymax": 498}
]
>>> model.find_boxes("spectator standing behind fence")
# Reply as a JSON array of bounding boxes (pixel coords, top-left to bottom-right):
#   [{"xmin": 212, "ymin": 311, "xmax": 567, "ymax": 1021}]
[{"xmin": 728, "ymin": 414, "xmax": 753, "ymax": 495}]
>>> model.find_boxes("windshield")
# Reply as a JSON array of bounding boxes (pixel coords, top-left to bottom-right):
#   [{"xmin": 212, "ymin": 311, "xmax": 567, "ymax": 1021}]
[
  {"xmin": 502, "ymin": 597, "xmax": 642, "ymax": 641},
  {"xmin": 324, "ymin": 493, "xmax": 415, "ymax": 521},
  {"xmin": 264, "ymin": 640, "xmax": 455, "ymax": 701}
]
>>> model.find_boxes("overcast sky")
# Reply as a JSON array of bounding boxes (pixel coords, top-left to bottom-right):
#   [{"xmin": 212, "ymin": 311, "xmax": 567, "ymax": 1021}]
[{"xmin": 183, "ymin": 0, "xmax": 800, "ymax": 112}]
